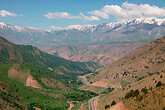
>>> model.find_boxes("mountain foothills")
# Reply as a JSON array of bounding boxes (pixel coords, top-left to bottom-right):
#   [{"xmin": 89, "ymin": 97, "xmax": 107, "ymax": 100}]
[
  {"xmin": 44, "ymin": 43, "xmax": 145, "ymax": 66},
  {"xmin": 0, "ymin": 36, "xmax": 100, "ymax": 110},
  {"xmin": 82, "ymin": 36, "xmax": 165, "ymax": 110},
  {"xmin": 0, "ymin": 18, "xmax": 165, "ymax": 47},
  {"xmin": 0, "ymin": 36, "xmax": 99, "ymax": 75}
]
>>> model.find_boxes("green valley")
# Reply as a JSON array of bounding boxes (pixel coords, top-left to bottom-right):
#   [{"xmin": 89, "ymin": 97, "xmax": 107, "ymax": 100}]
[{"xmin": 0, "ymin": 36, "xmax": 99, "ymax": 110}]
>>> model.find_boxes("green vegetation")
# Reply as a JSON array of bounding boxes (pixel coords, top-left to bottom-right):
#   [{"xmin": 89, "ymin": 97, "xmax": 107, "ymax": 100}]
[
  {"xmin": 156, "ymin": 81, "xmax": 163, "ymax": 87},
  {"xmin": 111, "ymin": 100, "xmax": 116, "ymax": 106},
  {"xmin": 0, "ymin": 36, "xmax": 100, "ymax": 109},
  {"xmin": 0, "ymin": 36, "xmax": 100, "ymax": 78},
  {"xmin": 71, "ymin": 102, "xmax": 81, "ymax": 110},
  {"xmin": 120, "ymin": 80, "xmax": 131, "ymax": 87},
  {"xmin": 101, "ymin": 87, "xmax": 114, "ymax": 94},
  {"xmin": 141, "ymin": 88, "xmax": 148, "ymax": 94},
  {"xmin": 0, "ymin": 63, "xmax": 98, "ymax": 109},
  {"xmin": 125, "ymin": 89, "xmax": 139, "ymax": 99},
  {"xmin": 105, "ymin": 105, "xmax": 110, "ymax": 109}
]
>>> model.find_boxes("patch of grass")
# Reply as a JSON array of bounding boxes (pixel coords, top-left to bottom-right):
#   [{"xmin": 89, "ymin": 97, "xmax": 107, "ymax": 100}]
[
  {"xmin": 120, "ymin": 80, "xmax": 131, "ymax": 87},
  {"xmin": 72, "ymin": 102, "xmax": 81, "ymax": 110}
]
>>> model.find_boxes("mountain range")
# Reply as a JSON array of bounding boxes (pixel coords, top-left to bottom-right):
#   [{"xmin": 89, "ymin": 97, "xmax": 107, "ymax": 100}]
[
  {"xmin": 0, "ymin": 20, "xmax": 165, "ymax": 109},
  {"xmin": 0, "ymin": 18, "xmax": 165, "ymax": 48},
  {"xmin": 1, "ymin": 18, "xmax": 165, "ymax": 66}
]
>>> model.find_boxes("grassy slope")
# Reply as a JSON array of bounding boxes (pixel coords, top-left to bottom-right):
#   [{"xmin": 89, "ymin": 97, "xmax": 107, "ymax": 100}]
[
  {"xmin": 0, "ymin": 36, "xmax": 100, "ymax": 77},
  {"xmin": 0, "ymin": 36, "xmax": 100, "ymax": 109},
  {"xmin": 0, "ymin": 63, "xmax": 98, "ymax": 110}
]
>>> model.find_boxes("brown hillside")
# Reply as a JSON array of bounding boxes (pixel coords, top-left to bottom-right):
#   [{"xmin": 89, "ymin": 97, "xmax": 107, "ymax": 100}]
[
  {"xmin": 86, "ymin": 36, "xmax": 165, "ymax": 88},
  {"xmin": 44, "ymin": 43, "xmax": 145, "ymax": 66}
]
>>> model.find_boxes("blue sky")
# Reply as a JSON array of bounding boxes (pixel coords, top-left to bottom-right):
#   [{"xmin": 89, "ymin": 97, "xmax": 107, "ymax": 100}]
[{"xmin": 0, "ymin": 0, "xmax": 165, "ymax": 29}]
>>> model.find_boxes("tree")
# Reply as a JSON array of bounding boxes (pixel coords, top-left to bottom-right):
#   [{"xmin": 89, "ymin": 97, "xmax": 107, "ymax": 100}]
[
  {"xmin": 105, "ymin": 105, "xmax": 110, "ymax": 109},
  {"xmin": 156, "ymin": 81, "xmax": 162, "ymax": 87},
  {"xmin": 134, "ymin": 89, "xmax": 139, "ymax": 96},
  {"xmin": 108, "ymin": 87, "xmax": 114, "ymax": 92},
  {"xmin": 163, "ymin": 107, "xmax": 165, "ymax": 110},
  {"xmin": 141, "ymin": 88, "xmax": 148, "ymax": 94},
  {"xmin": 111, "ymin": 100, "xmax": 116, "ymax": 106}
]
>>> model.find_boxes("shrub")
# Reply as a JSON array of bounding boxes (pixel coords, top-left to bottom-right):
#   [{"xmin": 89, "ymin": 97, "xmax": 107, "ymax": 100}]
[
  {"xmin": 141, "ymin": 88, "xmax": 148, "ymax": 94},
  {"xmin": 105, "ymin": 105, "xmax": 110, "ymax": 109},
  {"xmin": 111, "ymin": 100, "xmax": 116, "ymax": 106},
  {"xmin": 125, "ymin": 90, "xmax": 134, "ymax": 99},
  {"xmin": 156, "ymin": 81, "xmax": 163, "ymax": 87},
  {"xmin": 163, "ymin": 107, "xmax": 165, "ymax": 110},
  {"xmin": 125, "ymin": 89, "xmax": 140, "ymax": 99},
  {"xmin": 134, "ymin": 89, "xmax": 139, "ymax": 96},
  {"xmin": 136, "ymin": 95, "xmax": 143, "ymax": 101},
  {"xmin": 108, "ymin": 87, "xmax": 114, "ymax": 92}
]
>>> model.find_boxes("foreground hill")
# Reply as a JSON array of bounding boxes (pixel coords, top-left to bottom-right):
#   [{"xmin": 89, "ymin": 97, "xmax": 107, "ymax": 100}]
[
  {"xmin": 124, "ymin": 84, "xmax": 165, "ymax": 110},
  {"xmin": 80, "ymin": 36, "xmax": 165, "ymax": 109},
  {"xmin": 87, "ymin": 36, "xmax": 165, "ymax": 88},
  {"xmin": 0, "ymin": 36, "xmax": 100, "ymax": 109}
]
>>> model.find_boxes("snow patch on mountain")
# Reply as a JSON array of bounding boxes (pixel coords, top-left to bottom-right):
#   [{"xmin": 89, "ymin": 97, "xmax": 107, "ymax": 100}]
[
  {"xmin": 0, "ymin": 18, "xmax": 165, "ymax": 33},
  {"xmin": 65, "ymin": 25, "xmax": 96, "ymax": 31}
]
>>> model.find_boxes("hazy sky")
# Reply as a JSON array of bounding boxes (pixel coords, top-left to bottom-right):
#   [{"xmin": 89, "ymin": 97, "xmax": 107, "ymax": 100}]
[{"xmin": 0, "ymin": 0, "xmax": 165, "ymax": 29}]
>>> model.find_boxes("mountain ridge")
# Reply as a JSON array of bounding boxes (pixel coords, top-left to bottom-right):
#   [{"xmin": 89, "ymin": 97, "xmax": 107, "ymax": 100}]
[
  {"xmin": 0, "ymin": 36, "xmax": 99, "ymax": 76},
  {"xmin": 1, "ymin": 18, "xmax": 165, "ymax": 32},
  {"xmin": 0, "ymin": 18, "xmax": 165, "ymax": 47}
]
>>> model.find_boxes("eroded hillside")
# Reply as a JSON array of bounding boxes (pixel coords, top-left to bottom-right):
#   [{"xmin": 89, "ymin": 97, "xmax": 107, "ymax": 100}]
[
  {"xmin": 87, "ymin": 36, "xmax": 165, "ymax": 88},
  {"xmin": 44, "ymin": 43, "xmax": 145, "ymax": 66}
]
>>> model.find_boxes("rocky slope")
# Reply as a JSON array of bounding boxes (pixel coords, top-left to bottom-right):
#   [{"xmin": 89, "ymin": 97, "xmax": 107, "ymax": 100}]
[
  {"xmin": 81, "ymin": 36, "xmax": 165, "ymax": 110},
  {"xmin": 86, "ymin": 36, "xmax": 165, "ymax": 87},
  {"xmin": 45, "ymin": 43, "xmax": 145, "ymax": 66}
]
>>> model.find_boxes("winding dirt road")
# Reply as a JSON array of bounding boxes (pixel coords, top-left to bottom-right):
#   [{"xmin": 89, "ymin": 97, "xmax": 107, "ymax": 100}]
[
  {"xmin": 78, "ymin": 76, "xmax": 107, "ymax": 110},
  {"xmin": 88, "ymin": 95, "xmax": 100, "ymax": 110}
]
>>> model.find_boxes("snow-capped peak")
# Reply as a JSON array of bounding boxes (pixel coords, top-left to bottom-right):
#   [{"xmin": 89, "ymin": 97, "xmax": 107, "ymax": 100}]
[
  {"xmin": 0, "ymin": 18, "xmax": 165, "ymax": 33},
  {"xmin": 123, "ymin": 18, "xmax": 165, "ymax": 25},
  {"xmin": 0, "ymin": 22, "xmax": 24, "ymax": 32},
  {"xmin": 65, "ymin": 25, "xmax": 96, "ymax": 31},
  {"xmin": 0, "ymin": 22, "xmax": 7, "ymax": 26}
]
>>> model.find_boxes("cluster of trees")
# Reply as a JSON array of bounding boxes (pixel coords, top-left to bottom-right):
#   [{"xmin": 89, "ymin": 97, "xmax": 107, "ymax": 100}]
[
  {"xmin": 105, "ymin": 100, "xmax": 116, "ymax": 109},
  {"xmin": 125, "ymin": 89, "xmax": 139, "ymax": 99},
  {"xmin": 66, "ymin": 90, "xmax": 98, "ymax": 101},
  {"xmin": 125, "ymin": 81, "xmax": 164, "ymax": 100}
]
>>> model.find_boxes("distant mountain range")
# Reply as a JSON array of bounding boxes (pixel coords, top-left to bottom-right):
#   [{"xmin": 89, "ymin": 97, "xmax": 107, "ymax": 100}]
[{"xmin": 0, "ymin": 18, "xmax": 165, "ymax": 47}]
